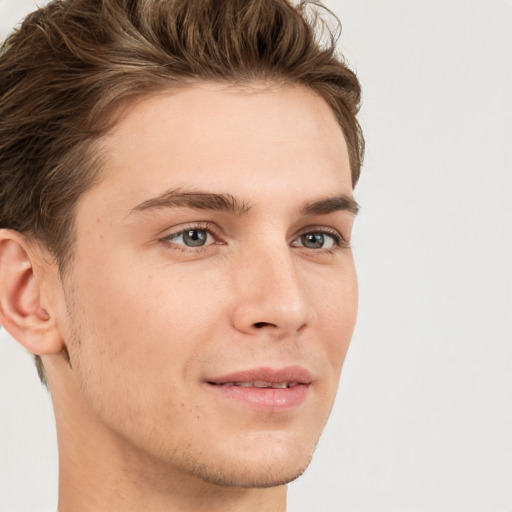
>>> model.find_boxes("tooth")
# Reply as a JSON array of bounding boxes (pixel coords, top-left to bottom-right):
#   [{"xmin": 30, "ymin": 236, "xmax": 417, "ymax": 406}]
[
  {"xmin": 253, "ymin": 381, "xmax": 271, "ymax": 388},
  {"xmin": 237, "ymin": 382, "xmax": 253, "ymax": 387},
  {"xmin": 222, "ymin": 382, "xmax": 235, "ymax": 386},
  {"xmin": 271, "ymin": 382, "xmax": 288, "ymax": 389}
]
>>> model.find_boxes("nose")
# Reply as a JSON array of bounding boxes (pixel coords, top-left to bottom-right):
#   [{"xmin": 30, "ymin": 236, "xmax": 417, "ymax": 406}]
[{"xmin": 230, "ymin": 245, "xmax": 317, "ymax": 338}]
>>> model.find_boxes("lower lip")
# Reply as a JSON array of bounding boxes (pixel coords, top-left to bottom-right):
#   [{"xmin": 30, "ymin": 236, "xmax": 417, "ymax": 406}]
[{"xmin": 205, "ymin": 383, "xmax": 309, "ymax": 412}]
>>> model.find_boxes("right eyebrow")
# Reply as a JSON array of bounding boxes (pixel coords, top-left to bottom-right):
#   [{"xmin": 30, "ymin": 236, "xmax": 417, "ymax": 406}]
[{"xmin": 130, "ymin": 188, "xmax": 252, "ymax": 216}]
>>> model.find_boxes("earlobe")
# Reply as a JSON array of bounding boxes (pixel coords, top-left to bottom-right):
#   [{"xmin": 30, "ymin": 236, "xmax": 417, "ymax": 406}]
[{"xmin": 0, "ymin": 230, "xmax": 63, "ymax": 355}]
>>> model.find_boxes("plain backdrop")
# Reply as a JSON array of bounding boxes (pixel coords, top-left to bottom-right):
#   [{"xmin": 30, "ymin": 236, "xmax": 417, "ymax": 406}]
[{"xmin": 0, "ymin": 1, "xmax": 511, "ymax": 511}]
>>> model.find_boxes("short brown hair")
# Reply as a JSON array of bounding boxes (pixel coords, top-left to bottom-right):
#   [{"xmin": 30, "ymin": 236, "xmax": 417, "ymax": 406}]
[{"xmin": 0, "ymin": 0, "xmax": 364, "ymax": 384}]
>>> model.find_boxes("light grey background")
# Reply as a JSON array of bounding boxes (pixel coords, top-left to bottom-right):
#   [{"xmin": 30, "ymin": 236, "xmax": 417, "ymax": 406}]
[{"xmin": 1, "ymin": 0, "xmax": 511, "ymax": 511}]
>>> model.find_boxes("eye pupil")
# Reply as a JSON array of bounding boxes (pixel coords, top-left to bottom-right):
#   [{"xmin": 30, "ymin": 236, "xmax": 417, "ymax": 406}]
[
  {"xmin": 183, "ymin": 229, "xmax": 207, "ymax": 246},
  {"xmin": 301, "ymin": 233, "xmax": 324, "ymax": 249}
]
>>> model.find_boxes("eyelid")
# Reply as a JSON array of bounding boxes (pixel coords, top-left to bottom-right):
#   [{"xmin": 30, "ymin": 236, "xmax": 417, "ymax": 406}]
[
  {"xmin": 157, "ymin": 221, "xmax": 349, "ymax": 251},
  {"xmin": 159, "ymin": 221, "xmax": 224, "ymax": 246},
  {"xmin": 293, "ymin": 225, "xmax": 348, "ymax": 247}
]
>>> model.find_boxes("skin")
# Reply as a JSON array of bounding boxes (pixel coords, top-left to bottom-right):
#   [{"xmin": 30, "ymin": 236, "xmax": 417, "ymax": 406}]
[{"xmin": 0, "ymin": 83, "xmax": 358, "ymax": 512}]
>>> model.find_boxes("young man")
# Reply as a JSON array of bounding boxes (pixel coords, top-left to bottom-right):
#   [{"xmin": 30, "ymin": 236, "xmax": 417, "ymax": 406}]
[{"xmin": 0, "ymin": 0, "xmax": 363, "ymax": 510}]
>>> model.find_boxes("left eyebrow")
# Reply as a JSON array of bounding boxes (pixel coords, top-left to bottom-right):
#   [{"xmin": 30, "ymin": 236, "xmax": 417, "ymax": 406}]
[{"xmin": 300, "ymin": 195, "xmax": 360, "ymax": 217}]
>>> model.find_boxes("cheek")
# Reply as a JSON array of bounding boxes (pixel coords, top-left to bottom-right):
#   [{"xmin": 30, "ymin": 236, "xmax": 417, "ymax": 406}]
[
  {"xmin": 315, "ymin": 267, "xmax": 358, "ymax": 371},
  {"xmin": 63, "ymin": 268, "xmax": 221, "ymax": 438},
  {"xmin": 67, "ymin": 256, "xmax": 226, "ymax": 382}
]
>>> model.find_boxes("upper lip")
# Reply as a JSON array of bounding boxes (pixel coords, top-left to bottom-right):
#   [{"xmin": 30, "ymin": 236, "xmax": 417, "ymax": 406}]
[{"xmin": 207, "ymin": 365, "xmax": 313, "ymax": 385}]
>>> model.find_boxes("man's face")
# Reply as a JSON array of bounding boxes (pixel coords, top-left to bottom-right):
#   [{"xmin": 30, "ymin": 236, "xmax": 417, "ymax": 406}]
[{"xmin": 57, "ymin": 84, "xmax": 358, "ymax": 488}]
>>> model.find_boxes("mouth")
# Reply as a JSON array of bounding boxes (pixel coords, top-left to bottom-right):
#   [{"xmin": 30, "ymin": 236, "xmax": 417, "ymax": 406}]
[
  {"xmin": 205, "ymin": 366, "xmax": 312, "ymax": 412},
  {"xmin": 209, "ymin": 380, "xmax": 301, "ymax": 389}
]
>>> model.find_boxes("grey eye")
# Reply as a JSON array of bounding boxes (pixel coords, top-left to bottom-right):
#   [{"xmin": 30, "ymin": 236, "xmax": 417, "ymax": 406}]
[
  {"xmin": 183, "ymin": 229, "xmax": 208, "ymax": 246},
  {"xmin": 301, "ymin": 233, "xmax": 325, "ymax": 249},
  {"xmin": 291, "ymin": 232, "xmax": 337, "ymax": 249},
  {"xmin": 169, "ymin": 229, "xmax": 213, "ymax": 247}
]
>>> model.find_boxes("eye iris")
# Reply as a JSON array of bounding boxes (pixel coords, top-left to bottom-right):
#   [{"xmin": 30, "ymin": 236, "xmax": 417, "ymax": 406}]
[
  {"xmin": 183, "ymin": 229, "xmax": 207, "ymax": 247},
  {"xmin": 302, "ymin": 233, "xmax": 324, "ymax": 249}
]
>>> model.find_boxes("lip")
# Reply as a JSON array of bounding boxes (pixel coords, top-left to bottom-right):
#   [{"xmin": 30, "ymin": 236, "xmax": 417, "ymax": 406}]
[
  {"xmin": 205, "ymin": 365, "xmax": 312, "ymax": 413},
  {"xmin": 209, "ymin": 365, "xmax": 312, "ymax": 385}
]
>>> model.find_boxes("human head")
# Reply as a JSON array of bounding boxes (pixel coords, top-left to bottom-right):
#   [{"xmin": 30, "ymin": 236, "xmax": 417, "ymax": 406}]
[{"xmin": 0, "ymin": 0, "xmax": 363, "ymax": 500}]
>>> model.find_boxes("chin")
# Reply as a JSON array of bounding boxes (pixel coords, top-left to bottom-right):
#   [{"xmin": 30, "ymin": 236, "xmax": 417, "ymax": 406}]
[
  {"xmin": 178, "ymin": 430, "xmax": 319, "ymax": 489},
  {"xmin": 191, "ymin": 455, "xmax": 313, "ymax": 489}
]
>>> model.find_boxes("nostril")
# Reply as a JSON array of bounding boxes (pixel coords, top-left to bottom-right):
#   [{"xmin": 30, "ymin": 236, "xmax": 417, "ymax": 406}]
[{"xmin": 253, "ymin": 322, "xmax": 276, "ymax": 329}]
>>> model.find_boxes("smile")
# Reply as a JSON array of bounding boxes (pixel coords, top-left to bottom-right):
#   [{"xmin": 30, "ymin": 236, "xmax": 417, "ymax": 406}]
[
  {"xmin": 205, "ymin": 366, "xmax": 312, "ymax": 412},
  {"xmin": 211, "ymin": 381, "xmax": 300, "ymax": 389}
]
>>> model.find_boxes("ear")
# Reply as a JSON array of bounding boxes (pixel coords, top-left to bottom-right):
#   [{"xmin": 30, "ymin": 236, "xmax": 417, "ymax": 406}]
[{"xmin": 0, "ymin": 229, "xmax": 64, "ymax": 355}]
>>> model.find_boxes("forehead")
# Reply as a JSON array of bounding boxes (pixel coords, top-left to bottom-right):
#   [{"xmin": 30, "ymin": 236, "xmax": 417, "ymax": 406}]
[{"xmin": 89, "ymin": 83, "xmax": 352, "ymax": 213}]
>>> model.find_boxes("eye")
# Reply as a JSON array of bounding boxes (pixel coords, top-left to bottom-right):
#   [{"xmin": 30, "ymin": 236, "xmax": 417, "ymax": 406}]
[
  {"xmin": 291, "ymin": 231, "xmax": 339, "ymax": 250},
  {"xmin": 165, "ymin": 228, "xmax": 215, "ymax": 247}
]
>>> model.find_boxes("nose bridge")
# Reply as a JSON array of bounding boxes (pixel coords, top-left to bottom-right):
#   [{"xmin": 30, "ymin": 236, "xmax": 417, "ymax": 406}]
[{"xmin": 231, "ymin": 240, "xmax": 315, "ymax": 336}]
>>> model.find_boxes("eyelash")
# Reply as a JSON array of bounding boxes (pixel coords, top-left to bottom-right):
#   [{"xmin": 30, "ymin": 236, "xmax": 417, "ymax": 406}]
[
  {"xmin": 160, "ymin": 222, "xmax": 221, "ymax": 252},
  {"xmin": 159, "ymin": 223, "xmax": 348, "ymax": 253},
  {"xmin": 294, "ymin": 228, "xmax": 347, "ymax": 250}
]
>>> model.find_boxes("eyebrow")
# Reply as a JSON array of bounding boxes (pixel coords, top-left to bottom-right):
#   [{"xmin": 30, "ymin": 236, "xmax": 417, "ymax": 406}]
[
  {"xmin": 130, "ymin": 188, "xmax": 359, "ymax": 217},
  {"xmin": 300, "ymin": 195, "xmax": 360, "ymax": 217},
  {"xmin": 131, "ymin": 188, "xmax": 251, "ymax": 216}
]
